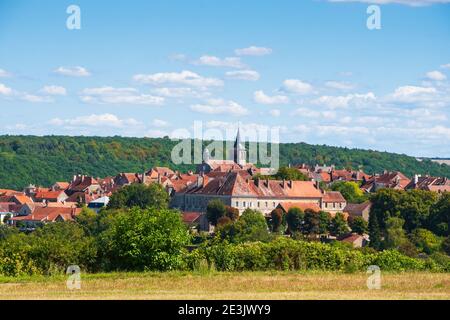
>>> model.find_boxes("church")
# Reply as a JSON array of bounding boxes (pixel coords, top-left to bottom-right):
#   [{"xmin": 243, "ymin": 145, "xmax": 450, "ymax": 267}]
[{"xmin": 196, "ymin": 129, "xmax": 256, "ymax": 174}]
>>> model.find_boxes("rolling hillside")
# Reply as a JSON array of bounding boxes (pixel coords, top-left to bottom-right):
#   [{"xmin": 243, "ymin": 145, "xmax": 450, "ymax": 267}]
[{"xmin": 0, "ymin": 135, "xmax": 449, "ymax": 190}]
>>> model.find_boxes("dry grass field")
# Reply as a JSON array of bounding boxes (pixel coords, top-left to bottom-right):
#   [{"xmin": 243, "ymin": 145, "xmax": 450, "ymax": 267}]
[{"xmin": 0, "ymin": 271, "xmax": 448, "ymax": 300}]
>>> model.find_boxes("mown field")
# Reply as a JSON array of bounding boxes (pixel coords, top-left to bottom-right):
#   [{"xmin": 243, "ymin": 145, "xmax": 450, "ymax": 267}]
[{"xmin": 0, "ymin": 271, "xmax": 448, "ymax": 300}]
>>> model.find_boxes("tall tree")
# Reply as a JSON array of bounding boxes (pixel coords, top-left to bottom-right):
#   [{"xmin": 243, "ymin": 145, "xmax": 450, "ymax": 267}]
[
  {"xmin": 206, "ymin": 199, "xmax": 227, "ymax": 226},
  {"xmin": 107, "ymin": 183, "xmax": 169, "ymax": 210}
]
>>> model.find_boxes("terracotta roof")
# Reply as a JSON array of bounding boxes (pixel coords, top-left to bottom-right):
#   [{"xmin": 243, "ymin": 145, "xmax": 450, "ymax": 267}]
[
  {"xmin": 11, "ymin": 207, "xmax": 82, "ymax": 222},
  {"xmin": 187, "ymin": 172, "xmax": 322, "ymax": 199},
  {"xmin": 322, "ymin": 191, "xmax": 346, "ymax": 203},
  {"xmin": 277, "ymin": 202, "xmax": 321, "ymax": 212},
  {"xmin": 0, "ymin": 189, "xmax": 23, "ymax": 196},
  {"xmin": 182, "ymin": 212, "xmax": 202, "ymax": 224},
  {"xmin": 53, "ymin": 182, "xmax": 70, "ymax": 190},
  {"xmin": 34, "ymin": 190, "xmax": 66, "ymax": 201},
  {"xmin": 12, "ymin": 194, "xmax": 34, "ymax": 205},
  {"xmin": 344, "ymin": 201, "xmax": 371, "ymax": 216},
  {"xmin": 340, "ymin": 233, "xmax": 364, "ymax": 243}
]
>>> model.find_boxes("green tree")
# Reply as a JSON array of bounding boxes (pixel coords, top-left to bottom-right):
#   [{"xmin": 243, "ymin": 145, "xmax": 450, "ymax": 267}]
[
  {"xmin": 330, "ymin": 212, "xmax": 349, "ymax": 237},
  {"xmin": 384, "ymin": 217, "xmax": 409, "ymax": 249},
  {"xmin": 216, "ymin": 209, "xmax": 270, "ymax": 243},
  {"xmin": 428, "ymin": 193, "xmax": 450, "ymax": 236},
  {"xmin": 206, "ymin": 199, "xmax": 227, "ymax": 226},
  {"xmin": 270, "ymin": 208, "xmax": 285, "ymax": 233},
  {"xmin": 107, "ymin": 183, "xmax": 169, "ymax": 210},
  {"xmin": 303, "ymin": 209, "xmax": 320, "ymax": 237},
  {"xmin": 30, "ymin": 222, "xmax": 98, "ymax": 274},
  {"xmin": 318, "ymin": 211, "xmax": 331, "ymax": 236},
  {"xmin": 348, "ymin": 216, "xmax": 368, "ymax": 235},
  {"xmin": 273, "ymin": 167, "xmax": 309, "ymax": 181},
  {"xmin": 442, "ymin": 237, "xmax": 450, "ymax": 256},
  {"xmin": 225, "ymin": 206, "xmax": 240, "ymax": 221},
  {"xmin": 99, "ymin": 207, "xmax": 190, "ymax": 271},
  {"xmin": 409, "ymin": 228, "xmax": 442, "ymax": 254},
  {"xmin": 286, "ymin": 207, "xmax": 304, "ymax": 234},
  {"xmin": 75, "ymin": 206, "xmax": 98, "ymax": 236},
  {"xmin": 331, "ymin": 181, "xmax": 367, "ymax": 203},
  {"xmin": 368, "ymin": 211, "xmax": 382, "ymax": 250}
]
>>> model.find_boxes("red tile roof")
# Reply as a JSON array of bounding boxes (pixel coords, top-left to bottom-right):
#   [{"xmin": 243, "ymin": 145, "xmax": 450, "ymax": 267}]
[
  {"xmin": 277, "ymin": 202, "xmax": 321, "ymax": 213},
  {"xmin": 322, "ymin": 191, "xmax": 346, "ymax": 203}
]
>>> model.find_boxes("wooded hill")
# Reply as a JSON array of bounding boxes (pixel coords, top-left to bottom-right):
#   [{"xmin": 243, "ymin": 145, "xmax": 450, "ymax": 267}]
[{"xmin": 0, "ymin": 135, "xmax": 448, "ymax": 190}]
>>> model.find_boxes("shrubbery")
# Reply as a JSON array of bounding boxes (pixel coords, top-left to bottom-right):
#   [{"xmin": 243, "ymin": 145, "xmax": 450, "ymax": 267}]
[{"xmin": 182, "ymin": 237, "xmax": 446, "ymax": 273}]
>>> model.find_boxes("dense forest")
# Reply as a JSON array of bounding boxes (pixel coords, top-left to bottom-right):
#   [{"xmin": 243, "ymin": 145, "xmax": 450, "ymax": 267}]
[{"xmin": 0, "ymin": 135, "xmax": 449, "ymax": 190}]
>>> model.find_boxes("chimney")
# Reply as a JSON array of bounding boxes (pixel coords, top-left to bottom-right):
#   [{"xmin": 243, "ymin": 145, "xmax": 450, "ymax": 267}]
[
  {"xmin": 282, "ymin": 179, "xmax": 287, "ymax": 189},
  {"xmin": 157, "ymin": 173, "xmax": 161, "ymax": 184},
  {"xmin": 255, "ymin": 178, "xmax": 260, "ymax": 187},
  {"xmin": 288, "ymin": 180, "xmax": 293, "ymax": 188},
  {"xmin": 414, "ymin": 174, "xmax": 419, "ymax": 185}
]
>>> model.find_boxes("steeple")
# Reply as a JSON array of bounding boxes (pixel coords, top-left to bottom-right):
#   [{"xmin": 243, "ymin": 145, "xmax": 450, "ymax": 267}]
[{"xmin": 232, "ymin": 126, "xmax": 246, "ymax": 166}]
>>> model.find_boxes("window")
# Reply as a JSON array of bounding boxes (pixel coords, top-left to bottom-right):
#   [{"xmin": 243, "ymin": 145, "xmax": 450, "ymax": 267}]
[
  {"xmin": 236, "ymin": 201, "xmax": 239, "ymax": 207},
  {"xmin": 243, "ymin": 201, "xmax": 246, "ymax": 207},
  {"xmin": 257, "ymin": 202, "xmax": 260, "ymax": 208},
  {"xmin": 273, "ymin": 202, "xmax": 276, "ymax": 207},
  {"xmin": 265, "ymin": 202, "xmax": 268, "ymax": 207}
]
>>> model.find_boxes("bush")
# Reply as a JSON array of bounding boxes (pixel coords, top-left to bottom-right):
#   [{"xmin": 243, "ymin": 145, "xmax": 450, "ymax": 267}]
[
  {"xmin": 410, "ymin": 228, "xmax": 442, "ymax": 255},
  {"xmin": 98, "ymin": 207, "xmax": 190, "ymax": 271}
]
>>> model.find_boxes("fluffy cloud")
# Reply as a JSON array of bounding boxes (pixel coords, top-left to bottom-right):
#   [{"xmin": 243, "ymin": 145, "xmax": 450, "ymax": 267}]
[
  {"xmin": 225, "ymin": 70, "xmax": 260, "ymax": 81},
  {"xmin": 0, "ymin": 83, "xmax": 13, "ymax": 95},
  {"xmin": 441, "ymin": 63, "xmax": 450, "ymax": 69},
  {"xmin": 41, "ymin": 85, "xmax": 67, "ymax": 96},
  {"xmin": 80, "ymin": 86, "xmax": 164, "ymax": 105},
  {"xmin": 234, "ymin": 46, "xmax": 273, "ymax": 56},
  {"xmin": 190, "ymin": 99, "xmax": 249, "ymax": 116},
  {"xmin": 151, "ymin": 87, "xmax": 209, "ymax": 98},
  {"xmin": 21, "ymin": 94, "xmax": 53, "ymax": 103},
  {"xmin": 193, "ymin": 55, "xmax": 245, "ymax": 69},
  {"xmin": 133, "ymin": 70, "xmax": 223, "ymax": 88},
  {"xmin": 325, "ymin": 81, "xmax": 355, "ymax": 91},
  {"xmin": 254, "ymin": 90, "xmax": 289, "ymax": 105},
  {"xmin": 49, "ymin": 113, "xmax": 141, "ymax": 128},
  {"xmin": 328, "ymin": 0, "xmax": 450, "ymax": 6},
  {"xmin": 311, "ymin": 92, "xmax": 376, "ymax": 109},
  {"xmin": 282, "ymin": 79, "xmax": 314, "ymax": 95},
  {"xmin": 426, "ymin": 70, "xmax": 447, "ymax": 81},
  {"xmin": 54, "ymin": 66, "xmax": 91, "ymax": 77},
  {"xmin": 388, "ymin": 85, "xmax": 438, "ymax": 103}
]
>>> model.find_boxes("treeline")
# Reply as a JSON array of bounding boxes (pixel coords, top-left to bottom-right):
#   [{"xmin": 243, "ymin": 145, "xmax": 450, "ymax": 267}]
[
  {"xmin": 1, "ymin": 135, "xmax": 450, "ymax": 190},
  {"xmin": 0, "ymin": 184, "xmax": 449, "ymax": 276}
]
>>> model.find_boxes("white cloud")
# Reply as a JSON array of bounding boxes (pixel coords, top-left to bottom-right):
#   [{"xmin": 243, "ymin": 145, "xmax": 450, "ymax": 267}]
[
  {"xmin": 282, "ymin": 79, "xmax": 314, "ymax": 95},
  {"xmin": 152, "ymin": 119, "xmax": 169, "ymax": 128},
  {"xmin": 21, "ymin": 94, "xmax": 53, "ymax": 103},
  {"xmin": 388, "ymin": 85, "xmax": 438, "ymax": 103},
  {"xmin": 325, "ymin": 81, "xmax": 355, "ymax": 91},
  {"xmin": 0, "ymin": 69, "xmax": 11, "ymax": 78},
  {"xmin": 225, "ymin": 70, "xmax": 260, "ymax": 81},
  {"xmin": 193, "ymin": 55, "xmax": 246, "ymax": 69},
  {"xmin": 49, "ymin": 113, "xmax": 141, "ymax": 128},
  {"xmin": 190, "ymin": 99, "xmax": 249, "ymax": 116},
  {"xmin": 426, "ymin": 70, "xmax": 447, "ymax": 81},
  {"xmin": 151, "ymin": 87, "xmax": 209, "ymax": 98},
  {"xmin": 254, "ymin": 90, "xmax": 289, "ymax": 105},
  {"xmin": 80, "ymin": 86, "xmax": 164, "ymax": 105},
  {"xmin": 311, "ymin": 92, "xmax": 376, "ymax": 109},
  {"xmin": 54, "ymin": 66, "xmax": 91, "ymax": 77},
  {"xmin": 133, "ymin": 70, "xmax": 223, "ymax": 88},
  {"xmin": 41, "ymin": 85, "xmax": 67, "ymax": 96},
  {"xmin": 234, "ymin": 46, "xmax": 273, "ymax": 56},
  {"xmin": 269, "ymin": 109, "xmax": 281, "ymax": 117},
  {"xmin": 0, "ymin": 83, "xmax": 13, "ymax": 95},
  {"xmin": 441, "ymin": 63, "xmax": 450, "ymax": 69},
  {"xmin": 328, "ymin": 0, "xmax": 450, "ymax": 6}
]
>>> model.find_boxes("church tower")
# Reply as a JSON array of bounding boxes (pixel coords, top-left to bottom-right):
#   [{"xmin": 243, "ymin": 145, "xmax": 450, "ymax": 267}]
[{"xmin": 232, "ymin": 128, "xmax": 247, "ymax": 166}]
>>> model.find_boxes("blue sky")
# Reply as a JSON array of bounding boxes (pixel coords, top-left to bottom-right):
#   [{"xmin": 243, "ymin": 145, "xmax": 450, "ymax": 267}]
[{"xmin": 1, "ymin": 0, "xmax": 450, "ymax": 157}]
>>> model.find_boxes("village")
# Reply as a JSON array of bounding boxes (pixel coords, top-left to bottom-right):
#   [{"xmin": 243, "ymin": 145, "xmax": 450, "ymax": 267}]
[{"xmin": 1, "ymin": 131, "xmax": 450, "ymax": 248}]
